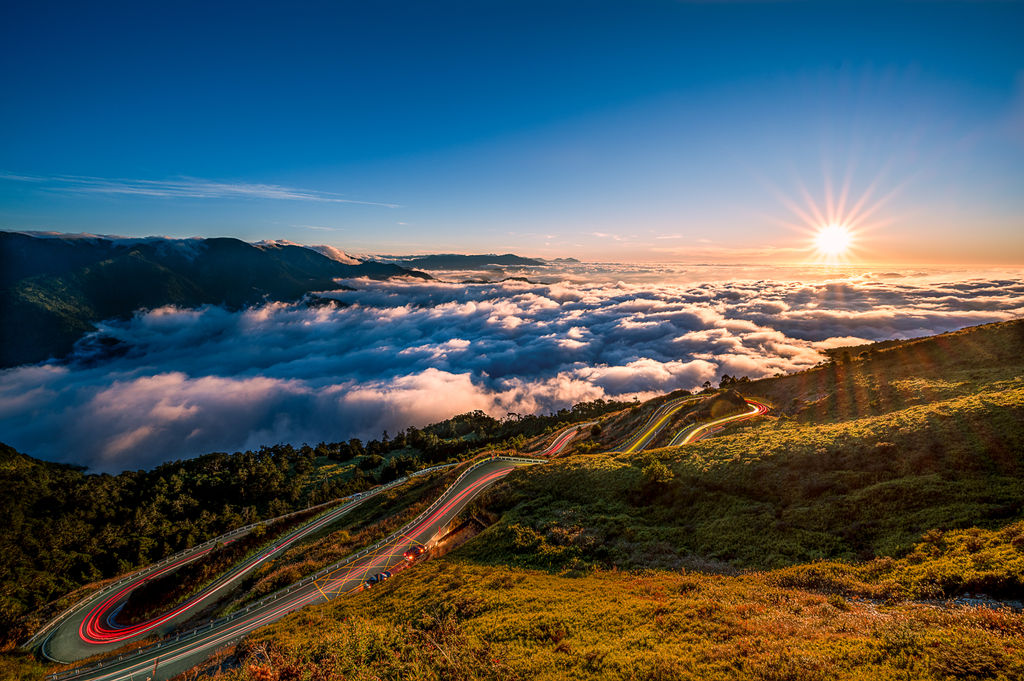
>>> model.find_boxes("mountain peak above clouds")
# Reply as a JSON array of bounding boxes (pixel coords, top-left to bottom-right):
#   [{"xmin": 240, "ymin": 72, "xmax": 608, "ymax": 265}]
[
  {"xmin": 304, "ymin": 244, "xmax": 363, "ymax": 265},
  {"xmin": 0, "ymin": 231, "xmax": 428, "ymax": 367}
]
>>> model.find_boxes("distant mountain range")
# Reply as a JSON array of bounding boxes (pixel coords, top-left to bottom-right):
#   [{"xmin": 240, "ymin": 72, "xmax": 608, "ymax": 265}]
[
  {"xmin": 382, "ymin": 253, "xmax": 547, "ymax": 270},
  {"xmin": 0, "ymin": 232, "xmax": 429, "ymax": 367}
]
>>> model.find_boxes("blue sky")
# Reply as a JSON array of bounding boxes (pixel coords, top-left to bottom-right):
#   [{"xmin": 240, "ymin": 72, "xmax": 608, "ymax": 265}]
[{"xmin": 1, "ymin": 1, "xmax": 1022, "ymax": 264}]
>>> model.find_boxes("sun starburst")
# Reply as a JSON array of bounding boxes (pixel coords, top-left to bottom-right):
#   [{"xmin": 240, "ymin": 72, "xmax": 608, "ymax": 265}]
[
  {"xmin": 759, "ymin": 157, "xmax": 908, "ymax": 266},
  {"xmin": 814, "ymin": 223, "xmax": 852, "ymax": 258}
]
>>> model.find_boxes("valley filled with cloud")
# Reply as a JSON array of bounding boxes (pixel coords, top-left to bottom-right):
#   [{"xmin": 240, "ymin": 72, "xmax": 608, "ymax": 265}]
[{"xmin": 3, "ymin": 267, "xmax": 1021, "ymax": 472}]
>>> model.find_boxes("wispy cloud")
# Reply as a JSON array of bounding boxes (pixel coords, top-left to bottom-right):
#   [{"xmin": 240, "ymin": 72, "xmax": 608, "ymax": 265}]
[
  {"xmin": 0, "ymin": 172, "xmax": 399, "ymax": 207},
  {"xmin": 293, "ymin": 224, "xmax": 344, "ymax": 232}
]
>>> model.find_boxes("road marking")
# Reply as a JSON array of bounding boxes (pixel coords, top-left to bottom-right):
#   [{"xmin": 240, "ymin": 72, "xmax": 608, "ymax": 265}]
[{"xmin": 313, "ymin": 580, "xmax": 329, "ymax": 600}]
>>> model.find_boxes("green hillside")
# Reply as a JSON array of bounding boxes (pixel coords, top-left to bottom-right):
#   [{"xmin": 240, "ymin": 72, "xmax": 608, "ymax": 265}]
[
  {"xmin": 213, "ymin": 556, "xmax": 1024, "ymax": 681},
  {"xmin": 0, "ymin": 399, "xmax": 623, "ymax": 649},
  {"xmin": 202, "ymin": 319, "xmax": 1024, "ymax": 681}
]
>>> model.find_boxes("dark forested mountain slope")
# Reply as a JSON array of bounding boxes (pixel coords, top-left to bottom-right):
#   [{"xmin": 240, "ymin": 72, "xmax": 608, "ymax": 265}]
[
  {"xmin": 0, "ymin": 398, "xmax": 623, "ymax": 647},
  {"xmin": 0, "ymin": 232, "xmax": 429, "ymax": 367}
]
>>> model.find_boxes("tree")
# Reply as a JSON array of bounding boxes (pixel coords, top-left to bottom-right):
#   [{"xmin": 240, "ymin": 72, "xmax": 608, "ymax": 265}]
[
  {"xmin": 642, "ymin": 460, "xmax": 674, "ymax": 486},
  {"xmin": 638, "ymin": 456, "xmax": 675, "ymax": 503},
  {"xmin": 359, "ymin": 454, "xmax": 384, "ymax": 471}
]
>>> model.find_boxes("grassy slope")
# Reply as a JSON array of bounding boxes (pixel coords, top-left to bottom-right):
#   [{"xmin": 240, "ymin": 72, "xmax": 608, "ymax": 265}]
[
  {"xmin": 462, "ymin": 383, "xmax": 1023, "ymax": 571},
  {"xmin": 460, "ymin": 320, "xmax": 1024, "ymax": 570},
  {"xmin": 200, "ymin": 319, "xmax": 1024, "ymax": 680},
  {"xmin": 216, "ymin": 560, "xmax": 1024, "ymax": 681}
]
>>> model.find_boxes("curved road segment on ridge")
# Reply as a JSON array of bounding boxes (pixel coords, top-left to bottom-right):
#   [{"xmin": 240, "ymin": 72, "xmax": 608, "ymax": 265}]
[
  {"xmin": 42, "ymin": 458, "xmax": 535, "ymax": 681},
  {"xmin": 616, "ymin": 396, "xmax": 701, "ymax": 454},
  {"xmin": 43, "ymin": 494, "xmax": 376, "ymax": 664},
  {"xmin": 536, "ymin": 421, "xmax": 594, "ymax": 457},
  {"xmin": 669, "ymin": 399, "xmax": 769, "ymax": 446}
]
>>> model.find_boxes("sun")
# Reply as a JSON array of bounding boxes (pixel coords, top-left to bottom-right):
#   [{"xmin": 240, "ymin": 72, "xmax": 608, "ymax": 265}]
[{"xmin": 814, "ymin": 224, "xmax": 852, "ymax": 257}]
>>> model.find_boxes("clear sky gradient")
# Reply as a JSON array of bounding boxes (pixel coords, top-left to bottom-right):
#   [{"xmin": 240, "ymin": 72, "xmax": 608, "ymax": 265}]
[{"xmin": 2, "ymin": 1, "xmax": 1022, "ymax": 264}]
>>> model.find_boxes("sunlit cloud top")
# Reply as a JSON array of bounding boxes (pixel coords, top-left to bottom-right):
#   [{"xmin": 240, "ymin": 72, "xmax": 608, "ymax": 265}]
[{"xmin": 4, "ymin": 267, "xmax": 1021, "ymax": 471}]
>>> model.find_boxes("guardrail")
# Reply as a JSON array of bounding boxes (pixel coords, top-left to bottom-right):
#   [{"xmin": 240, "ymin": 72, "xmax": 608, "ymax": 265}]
[{"xmin": 43, "ymin": 458, "xmax": 529, "ymax": 681}]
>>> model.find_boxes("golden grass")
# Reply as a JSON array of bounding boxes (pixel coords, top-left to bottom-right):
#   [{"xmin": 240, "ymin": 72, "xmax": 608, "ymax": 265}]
[{"xmin": 211, "ymin": 559, "xmax": 1024, "ymax": 681}]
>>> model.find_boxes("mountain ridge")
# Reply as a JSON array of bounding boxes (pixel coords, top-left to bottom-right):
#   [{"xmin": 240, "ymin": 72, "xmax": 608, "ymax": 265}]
[
  {"xmin": 0, "ymin": 231, "xmax": 429, "ymax": 367},
  {"xmin": 379, "ymin": 253, "xmax": 546, "ymax": 270}
]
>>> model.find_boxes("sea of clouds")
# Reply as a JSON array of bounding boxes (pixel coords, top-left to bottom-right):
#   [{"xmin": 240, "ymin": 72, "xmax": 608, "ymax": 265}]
[{"xmin": 2, "ymin": 265, "xmax": 1022, "ymax": 472}]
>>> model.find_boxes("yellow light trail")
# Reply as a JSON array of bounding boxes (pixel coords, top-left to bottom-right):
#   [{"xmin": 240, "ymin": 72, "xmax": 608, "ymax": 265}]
[
  {"xmin": 677, "ymin": 400, "xmax": 768, "ymax": 445},
  {"xmin": 621, "ymin": 397, "xmax": 699, "ymax": 454}
]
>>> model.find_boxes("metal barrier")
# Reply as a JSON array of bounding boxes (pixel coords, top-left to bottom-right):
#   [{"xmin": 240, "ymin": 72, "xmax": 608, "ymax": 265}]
[{"xmin": 42, "ymin": 458, "xmax": 519, "ymax": 681}]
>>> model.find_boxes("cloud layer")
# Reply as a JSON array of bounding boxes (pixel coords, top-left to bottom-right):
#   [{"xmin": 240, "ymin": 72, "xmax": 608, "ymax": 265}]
[{"xmin": 2, "ymin": 270, "xmax": 1021, "ymax": 472}]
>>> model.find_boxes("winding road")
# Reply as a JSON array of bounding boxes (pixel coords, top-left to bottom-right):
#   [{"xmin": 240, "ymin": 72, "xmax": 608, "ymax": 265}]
[
  {"xmin": 34, "ymin": 403, "xmax": 764, "ymax": 681},
  {"xmin": 536, "ymin": 421, "xmax": 594, "ymax": 457},
  {"xmin": 38, "ymin": 458, "xmax": 538, "ymax": 681}
]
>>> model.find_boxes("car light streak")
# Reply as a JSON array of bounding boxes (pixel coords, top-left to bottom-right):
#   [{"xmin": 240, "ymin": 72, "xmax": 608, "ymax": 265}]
[{"xmin": 677, "ymin": 399, "xmax": 768, "ymax": 445}]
